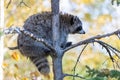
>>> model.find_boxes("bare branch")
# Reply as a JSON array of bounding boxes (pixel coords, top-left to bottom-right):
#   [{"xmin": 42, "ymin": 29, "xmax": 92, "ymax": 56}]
[
  {"xmin": 63, "ymin": 29, "xmax": 120, "ymax": 74},
  {"xmin": 8, "ymin": 46, "xmax": 18, "ymax": 50},
  {"xmin": 18, "ymin": 0, "xmax": 30, "ymax": 8},
  {"xmin": 111, "ymin": 59, "xmax": 120, "ymax": 69},
  {"xmin": 109, "ymin": 48, "xmax": 120, "ymax": 59},
  {"xmin": 6, "ymin": 0, "xmax": 12, "ymax": 8},
  {"xmin": 72, "ymin": 44, "xmax": 88, "ymax": 80},
  {"xmin": 95, "ymin": 40, "xmax": 120, "ymax": 59},
  {"xmin": 3, "ymin": 27, "xmax": 55, "ymax": 53},
  {"xmin": 63, "ymin": 74, "xmax": 87, "ymax": 80},
  {"xmin": 97, "ymin": 41, "xmax": 114, "ymax": 62},
  {"xmin": 91, "ymin": 40, "xmax": 120, "ymax": 69},
  {"xmin": 64, "ymin": 29, "xmax": 120, "ymax": 52}
]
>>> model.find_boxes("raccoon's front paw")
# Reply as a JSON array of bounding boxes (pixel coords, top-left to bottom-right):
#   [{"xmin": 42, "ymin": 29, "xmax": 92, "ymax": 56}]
[
  {"xmin": 65, "ymin": 42, "xmax": 72, "ymax": 48},
  {"xmin": 61, "ymin": 42, "xmax": 72, "ymax": 49}
]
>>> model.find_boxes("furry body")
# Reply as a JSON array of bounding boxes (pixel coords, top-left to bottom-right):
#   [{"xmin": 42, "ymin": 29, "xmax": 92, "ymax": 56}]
[{"xmin": 17, "ymin": 12, "xmax": 85, "ymax": 75}]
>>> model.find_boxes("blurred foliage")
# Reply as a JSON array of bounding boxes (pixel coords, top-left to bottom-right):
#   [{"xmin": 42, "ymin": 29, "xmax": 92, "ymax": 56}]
[
  {"xmin": 86, "ymin": 65, "xmax": 120, "ymax": 80},
  {"xmin": 3, "ymin": 0, "xmax": 120, "ymax": 80}
]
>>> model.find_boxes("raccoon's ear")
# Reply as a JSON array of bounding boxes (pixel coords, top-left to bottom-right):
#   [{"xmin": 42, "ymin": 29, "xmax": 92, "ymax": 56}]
[{"xmin": 70, "ymin": 16, "xmax": 74, "ymax": 25}]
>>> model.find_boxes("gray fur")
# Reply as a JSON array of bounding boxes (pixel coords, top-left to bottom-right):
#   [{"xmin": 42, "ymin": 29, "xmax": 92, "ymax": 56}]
[{"xmin": 17, "ymin": 12, "xmax": 84, "ymax": 75}]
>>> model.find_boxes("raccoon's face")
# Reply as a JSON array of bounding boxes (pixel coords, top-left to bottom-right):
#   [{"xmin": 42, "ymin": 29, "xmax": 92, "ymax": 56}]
[{"xmin": 70, "ymin": 16, "xmax": 85, "ymax": 34}]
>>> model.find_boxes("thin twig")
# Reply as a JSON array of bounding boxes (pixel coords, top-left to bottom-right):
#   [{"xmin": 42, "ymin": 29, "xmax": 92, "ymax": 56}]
[
  {"xmin": 95, "ymin": 40, "xmax": 120, "ymax": 59},
  {"xmin": 8, "ymin": 46, "xmax": 18, "ymax": 50},
  {"xmin": 101, "ymin": 58, "xmax": 110, "ymax": 66},
  {"xmin": 108, "ymin": 47, "xmax": 120, "ymax": 59},
  {"xmin": 6, "ymin": 0, "xmax": 12, "ymax": 8},
  {"xmin": 99, "ymin": 42, "xmax": 114, "ymax": 62},
  {"xmin": 114, "ymin": 60, "xmax": 120, "ymax": 69},
  {"xmin": 94, "ymin": 40, "xmax": 120, "ymax": 68},
  {"xmin": 72, "ymin": 44, "xmax": 88, "ymax": 80},
  {"xmin": 63, "ymin": 74, "xmax": 87, "ymax": 80},
  {"xmin": 18, "ymin": 0, "xmax": 30, "ymax": 8}
]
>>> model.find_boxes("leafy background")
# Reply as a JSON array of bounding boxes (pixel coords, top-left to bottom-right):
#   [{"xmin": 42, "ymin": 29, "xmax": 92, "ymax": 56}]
[{"xmin": 3, "ymin": 0, "xmax": 120, "ymax": 80}]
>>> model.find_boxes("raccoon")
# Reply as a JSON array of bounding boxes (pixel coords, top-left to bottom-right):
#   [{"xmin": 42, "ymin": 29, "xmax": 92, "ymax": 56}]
[{"xmin": 17, "ymin": 12, "xmax": 85, "ymax": 75}]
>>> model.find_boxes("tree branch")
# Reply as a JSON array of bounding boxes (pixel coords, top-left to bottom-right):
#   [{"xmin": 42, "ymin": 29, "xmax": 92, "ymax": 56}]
[
  {"xmin": 51, "ymin": 0, "xmax": 64, "ymax": 80},
  {"xmin": 3, "ymin": 27, "xmax": 55, "ymax": 53},
  {"xmin": 6, "ymin": 0, "xmax": 12, "ymax": 8},
  {"xmin": 97, "ymin": 41, "xmax": 114, "ymax": 62},
  {"xmin": 63, "ymin": 74, "xmax": 87, "ymax": 80},
  {"xmin": 18, "ymin": 0, "xmax": 30, "ymax": 8},
  {"xmin": 64, "ymin": 29, "xmax": 120, "ymax": 52},
  {"xmin": 72, "ymin": 44, "xmax": 88, "ymax": 80},
  {"xmin": 63, "ymin": 29, "xmax": 120, "ymax": 71},
  {"xmin": 95, "ymin": 40, "xmax": 120, "ymax": 59}
]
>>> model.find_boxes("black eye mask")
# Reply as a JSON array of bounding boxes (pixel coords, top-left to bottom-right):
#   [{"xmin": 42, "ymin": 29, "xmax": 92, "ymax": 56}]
[
  {"xmin": 75, "ymin": 27, "xmax": 82, "ymax": 32},
  {"xmin": 72, "ymin": 26, "xmax": 82, "ymax": 34}
]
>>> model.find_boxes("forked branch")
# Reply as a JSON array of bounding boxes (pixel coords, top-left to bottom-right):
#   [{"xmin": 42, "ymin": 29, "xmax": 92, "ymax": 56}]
[
  {"xmin": 63, "ymin": 29, "xmax": 120, "ymax": 79},
  {"xmin": 63, "ymin": 74, "xmax": 87, "ymax": 80},
  {"xmin": 64, "ymin": 29, "xmax": 120, "ymax": 52},
  {"xmin": 18, "ymin": 0, "xmax": 30, "ymax": 8}
]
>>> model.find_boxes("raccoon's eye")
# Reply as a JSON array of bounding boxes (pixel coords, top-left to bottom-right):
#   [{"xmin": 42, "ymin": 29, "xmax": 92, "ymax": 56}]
[{"xmin": 75, "ymin": 27, "xmax": 82, "ymax": 32}]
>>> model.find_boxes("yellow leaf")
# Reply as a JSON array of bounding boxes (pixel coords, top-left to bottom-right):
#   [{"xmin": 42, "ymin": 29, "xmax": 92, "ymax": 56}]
[
  {"xmin": 11, "ymin": 52, "xmax": 20, "ymax": 61},
  {"xmin": 22, "ymin": 78, "xmax": 29, "ymax": 80},
  {"xmin": 84, "ymin": 13, "xmax": 91, "ymax": 21},
  {"xmin": 14, "ymin": 64, "xmax": 19, "ymax": 69},
  {"xmin": 30, "ymin": 71, "xmax": 40, "ymax": 77},
  {"xmin": 2, "ymin": 62, "xmax": 8, "ymax": 68},
  {"xmin": 81, "ymin": 0, "xmax": 94, "ymax": 4}
]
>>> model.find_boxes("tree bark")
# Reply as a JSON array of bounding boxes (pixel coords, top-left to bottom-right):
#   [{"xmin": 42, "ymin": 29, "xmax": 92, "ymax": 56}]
[
  {"xmin": 52, "ymin": 53, "xmax": 63, "ymax": 80},
  {"xmin": 51, "ymin": 0, "xmax": 64, "ymax": 80},
  {"xmin": 51, "ymin": 0, "xmax": 60, "ymax": 48}
]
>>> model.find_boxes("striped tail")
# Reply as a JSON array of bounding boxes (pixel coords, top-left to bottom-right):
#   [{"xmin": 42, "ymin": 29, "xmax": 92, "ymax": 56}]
[{"xmin": 30, "ymin": 56, "xmax": 50, "ymax": 75}]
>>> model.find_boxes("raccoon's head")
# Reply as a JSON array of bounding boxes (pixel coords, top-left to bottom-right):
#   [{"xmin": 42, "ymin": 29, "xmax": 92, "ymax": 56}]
[
  {"xmin": 69, "ymin": 16, "xmax": 85, "ymax": 34},
  {"xmin": 61, "ymin": 13, "xmax": 85, "ymax": 34}
]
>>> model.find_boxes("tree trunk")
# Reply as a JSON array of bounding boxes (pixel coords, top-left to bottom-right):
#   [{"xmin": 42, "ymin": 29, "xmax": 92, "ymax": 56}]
[
  {"xmin": 52, "ymin": 52, "xmax": 63, "ymax": 80},
  {"xmin": 51, "ymin": 0, "xmax": 64, "ymax": 80}
]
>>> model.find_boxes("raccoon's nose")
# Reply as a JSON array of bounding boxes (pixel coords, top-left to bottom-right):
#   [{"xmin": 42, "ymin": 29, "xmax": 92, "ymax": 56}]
[{"xmin": 79, "ymin": 29, "xmax": 85, "ymax": 34}]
